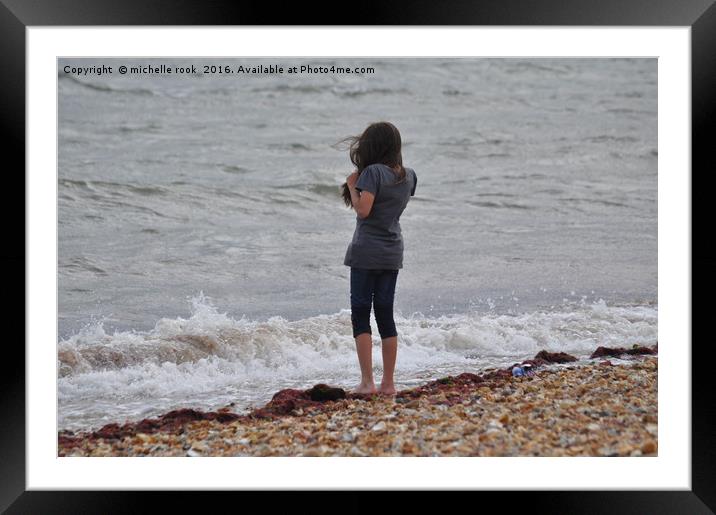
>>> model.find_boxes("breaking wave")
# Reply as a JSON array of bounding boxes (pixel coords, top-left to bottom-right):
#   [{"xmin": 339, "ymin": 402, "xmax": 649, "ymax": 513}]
[{"xmin": 59, "ymin": 294, "xmax": 657, "ymax": 378}]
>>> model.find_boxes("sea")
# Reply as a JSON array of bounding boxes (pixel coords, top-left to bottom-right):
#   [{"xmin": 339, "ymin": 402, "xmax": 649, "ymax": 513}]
[{"xmin": 58, "ymin": 57, "xmax": 657, "ymax": 431}]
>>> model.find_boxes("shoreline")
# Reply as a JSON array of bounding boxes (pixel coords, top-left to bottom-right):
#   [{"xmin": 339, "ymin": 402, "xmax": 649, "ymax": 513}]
[{"xmin": 59, "ymin": 345, "xmax": 657, "ymax": 457}]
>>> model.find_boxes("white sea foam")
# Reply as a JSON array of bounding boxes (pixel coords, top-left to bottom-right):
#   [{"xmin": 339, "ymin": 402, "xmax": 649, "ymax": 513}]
[{"xmin": 59, "ymin": 294, "xmax": 656, "ymax": 375}]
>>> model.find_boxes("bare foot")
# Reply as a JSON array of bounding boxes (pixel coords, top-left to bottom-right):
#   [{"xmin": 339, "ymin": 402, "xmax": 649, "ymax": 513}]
[
  {"xmin": 353, "ymin": 382, "xmax": 377, "ymax": 394},
  {"xmin": 378, "ymin": 383, "xmax": 396, "ymax": 395}
]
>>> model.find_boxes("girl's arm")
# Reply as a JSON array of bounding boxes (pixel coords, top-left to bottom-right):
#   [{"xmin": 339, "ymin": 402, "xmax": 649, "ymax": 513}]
[{"xmin": 346, "ymin": 171, "xmax": 375, "ymax": 219}]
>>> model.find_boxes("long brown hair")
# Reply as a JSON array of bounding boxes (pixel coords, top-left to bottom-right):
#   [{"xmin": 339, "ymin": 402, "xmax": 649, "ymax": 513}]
[{"xmin": 335, "ymin": 121, "xmax": 406, "ymax": 207}]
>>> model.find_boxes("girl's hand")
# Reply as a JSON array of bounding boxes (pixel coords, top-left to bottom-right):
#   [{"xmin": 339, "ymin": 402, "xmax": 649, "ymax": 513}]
[{"xmin": 346, "ymin": 170, "xmax": 359, "ymax": 188}]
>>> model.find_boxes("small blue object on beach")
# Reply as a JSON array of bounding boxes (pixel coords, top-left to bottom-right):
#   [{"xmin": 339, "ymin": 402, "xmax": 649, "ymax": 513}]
[{"xmin": 512, "ymin": 366, "xmax": 524, "ymax": 377}]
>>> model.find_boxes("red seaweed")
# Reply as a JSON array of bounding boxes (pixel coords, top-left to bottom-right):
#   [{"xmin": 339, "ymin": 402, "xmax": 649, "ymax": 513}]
[
  {"xmin": 590, "ymin": 345, "xmax": 657, "ymax": 359},
  {"xmin": 533, "ymin": 350, "xmax": 578, "ymax": 363}
]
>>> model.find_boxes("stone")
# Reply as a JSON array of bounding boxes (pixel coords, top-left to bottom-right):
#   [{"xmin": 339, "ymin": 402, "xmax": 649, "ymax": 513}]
[
  {"xmin": 641, "ymin": 441, "xmax": 657, "ymax": 454},
  {"xmin": 371, "ymin": 421, "xmax": 387, "ymax": 432}
]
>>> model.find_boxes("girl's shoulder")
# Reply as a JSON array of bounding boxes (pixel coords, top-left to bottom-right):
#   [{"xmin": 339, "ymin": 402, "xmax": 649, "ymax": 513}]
[
  {"xmin": 369, "ymin": 163, "xmax": 392, "ymax": 172},
  {"xmin": 367, "ymin": 163, "xmax": 397, "ymax": 181},
  {"xmin": 372, "ymin": 163, "xmax": 415, "ymax": 175},
  {"xmin": 369, "ymin": 164, "xmax": 415, "ymax": 186}
]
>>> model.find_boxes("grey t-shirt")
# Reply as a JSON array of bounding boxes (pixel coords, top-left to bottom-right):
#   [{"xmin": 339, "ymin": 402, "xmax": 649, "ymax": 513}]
[{"xmin": 343, "ymin": 163, "xmax": 417, "ymax": 269}]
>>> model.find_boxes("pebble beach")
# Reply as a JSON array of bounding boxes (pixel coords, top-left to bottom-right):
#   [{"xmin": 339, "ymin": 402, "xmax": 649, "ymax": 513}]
[{"xmin": 58, "ymin": 346, "xmax": 657, "ymax": 457}]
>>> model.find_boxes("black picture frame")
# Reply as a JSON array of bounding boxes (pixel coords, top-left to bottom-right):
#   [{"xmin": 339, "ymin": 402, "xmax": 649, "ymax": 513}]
[{"xmin": 3, "ymin": 0, "xmax": 713, "ymax": 512}]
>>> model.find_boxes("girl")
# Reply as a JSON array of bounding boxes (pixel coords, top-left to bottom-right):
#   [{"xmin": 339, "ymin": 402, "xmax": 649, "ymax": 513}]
[{"xmin": 340, "ymin": 122, "xmax": 418, "ymax": 395}]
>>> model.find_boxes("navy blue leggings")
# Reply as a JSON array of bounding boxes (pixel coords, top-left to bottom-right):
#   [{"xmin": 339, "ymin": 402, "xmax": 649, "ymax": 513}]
[{"xmin": 350, "ymin": 268, "xmax": 399, "ymax": 339}]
